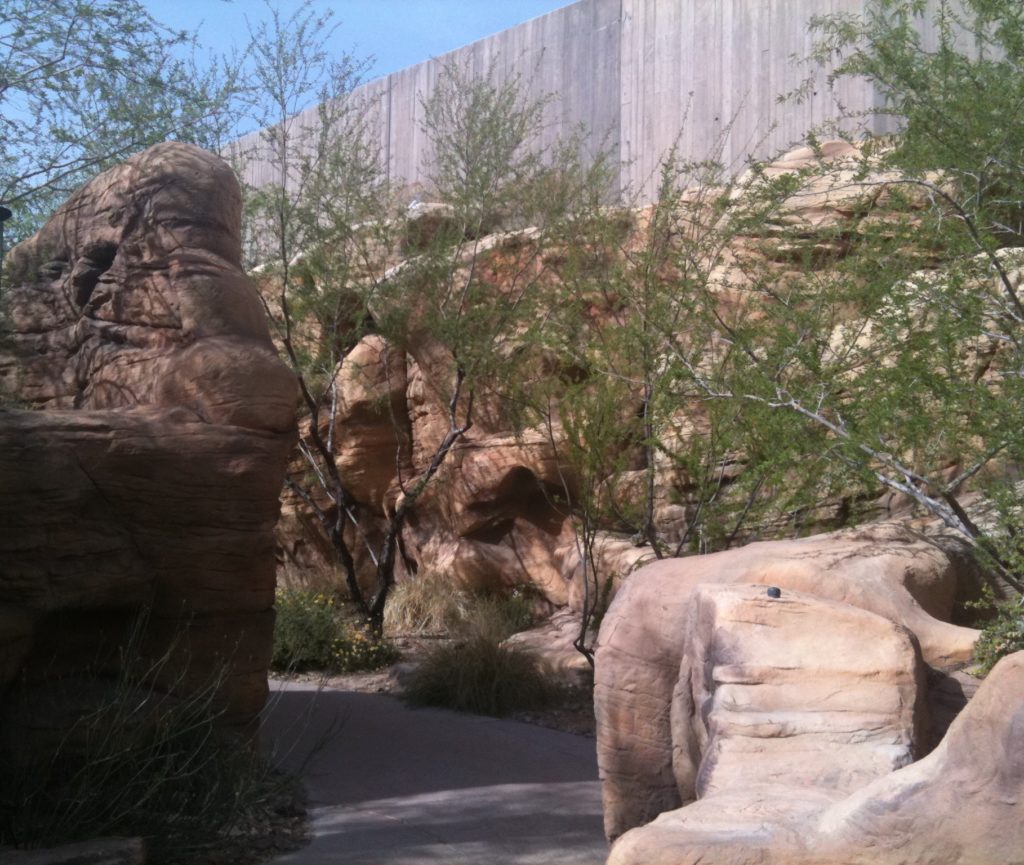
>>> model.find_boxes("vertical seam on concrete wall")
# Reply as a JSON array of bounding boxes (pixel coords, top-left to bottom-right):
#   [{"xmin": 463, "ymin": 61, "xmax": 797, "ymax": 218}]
[
  {"xmin": 617, "ymin": 0, "xmax": 627, "ymax": 200},
  {"xmin": 232, "ymin": 0, "xmax": 945, "ymax": 205},
  {"xmin": 616, "ymin": 0, "xmax": 625, "ymax": 201},
  {"xmin": 386, "ymin": 74, "xmax": 393, "ymax": 189}
]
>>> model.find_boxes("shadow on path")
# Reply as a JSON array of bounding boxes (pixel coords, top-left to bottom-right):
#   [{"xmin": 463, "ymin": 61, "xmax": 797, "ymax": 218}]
[{"xmin": 262, "ymin": 681, "xmax": 608, "ymax": 865}]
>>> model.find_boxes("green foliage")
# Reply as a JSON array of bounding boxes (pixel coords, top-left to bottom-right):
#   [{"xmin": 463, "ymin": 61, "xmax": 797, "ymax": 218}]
[
  {"xmin": 402, "ymin": 636, "xmax": 555, "ymax": 717},
  {"xmin": 385, "ymin": 572, "xmax": 547, "ymax": 715},
  {"xmin": 391, "ymin": 569, "xmax": 548, "ymax": 712},
  {"xmin": 0, "ymin": 0, "xmax": 242, "ymax": 239},
  {"xmin": 758, "ymin": 0, "xmax": 1024, "ymax": 592},
  {"xmin": 970, "ymin": 589, "xmax": 1024, "ymax": 674},
  {"xmin": 272, "ymin": 589, "xmax": 399, "ymax": 673},
  {"xmin": 812, "ymin": 0, "xmax": 1024, "ymax": 246},
  {"xmin": 469, "ymin": 587, "xmax": 540, "ymax": 641},
  {"xmin": 422, "ymin": 58, "xmax": 547, "ymax": 231},
  {"xmin": 243, "ymin": 42, "xmax": 616, "ymax": 633}
]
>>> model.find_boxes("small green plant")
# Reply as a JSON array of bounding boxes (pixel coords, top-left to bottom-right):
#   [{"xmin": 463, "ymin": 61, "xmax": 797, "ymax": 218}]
[
  {"xmin": 331, "ymin": 625, "xmax": 401, "ymax": 673},
  {"xmin": 402, "ymin": 635, "xmax": 556, "ymax": 717},
  {"xmin": 273, "ymin": 588, "xmax": 398, "ymax": 673},
  {"xmin": 465, "ymin": 587, "xmax": 540, "ymax": 642},
  {"xmin": 971, "ymin": 591, "xmax": 1024, "ymax": 676}
]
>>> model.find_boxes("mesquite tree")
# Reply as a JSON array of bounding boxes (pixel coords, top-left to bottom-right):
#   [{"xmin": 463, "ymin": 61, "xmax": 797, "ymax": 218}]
[
  {"xmin": 0, "ymin": 0, "xmax": 242, "ymax": 243},
  {"xmin": 239, "ymin": 38, "xmax": 597, "ymax": 631}
]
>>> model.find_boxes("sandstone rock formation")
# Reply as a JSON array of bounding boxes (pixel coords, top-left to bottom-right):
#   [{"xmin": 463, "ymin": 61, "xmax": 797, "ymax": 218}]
[
  {"xmin": 807, "ymin": 650, "xmax": 1023, "ymax": 865},
  {"xmin": 606, "ymin": 582, "xmax": 925, "ymax": 865},
  {"xmin": 274, "ymin": 141, "xmax": 952, "ymax": 615},
  {"xmin": 595, "ymin": 523, "xmax": 980, "ymax": 840},
  {"xmin": 0, "ymin": 142, "xmax": 295, "ymax": 735},
  {"xmin": 606, "ymin": 644, "xmax": 1023, "ymax": 865}
]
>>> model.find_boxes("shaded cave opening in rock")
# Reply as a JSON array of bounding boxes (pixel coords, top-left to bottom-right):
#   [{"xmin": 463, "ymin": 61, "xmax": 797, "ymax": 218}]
[
  {"xmin": 464, "ymin": 466, "xmax": 567, "ymax": 545},
  {"xmin": 72, "ymin": 241, "xmax": 118, "ymax": 308}
]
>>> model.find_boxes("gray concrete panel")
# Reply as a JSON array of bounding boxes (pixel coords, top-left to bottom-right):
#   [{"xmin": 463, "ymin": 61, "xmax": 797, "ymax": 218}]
[{"xmin": 234, "ymin": 0, "xmax": 949, "ymax": 205}]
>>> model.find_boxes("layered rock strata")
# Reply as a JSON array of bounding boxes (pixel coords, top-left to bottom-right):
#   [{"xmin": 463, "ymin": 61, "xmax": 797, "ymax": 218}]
[
  {"xmin": 595, "ymin": 523, "xmax": 979, "ymax": 840},
  {"xmin": 606, "ymin": 645, "xmax": 1023, "ymax": 865},
  {"xmin": 606, "ymin": 582, "xmax": 925, "ymax": 865}
]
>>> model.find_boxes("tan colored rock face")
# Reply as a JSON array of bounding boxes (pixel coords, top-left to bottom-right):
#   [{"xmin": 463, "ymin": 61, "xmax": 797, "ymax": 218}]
[
  {"xmin": 0, "ymin": 142, "xmax": 296, "ymax": 732},
  {"xmin": 810, "ymin": 651, "xmax": 1024, "ymax": 865},
  {"xmin": 273, "ymin": 141, "xmax": 952, "ymax": 610},
  {"xmin": 595, "ymin": 524, "xmax": 979, "ymax": 841},
  {"xmin": 606, "ymin": 583, "xmax": 925, "ymax": 865},
  {"xmin": 607, "ymin": 648, "xmax": 1024, "ymax": 865},
  {"xmin": 405, "ymin": 431, "xmax": 578, "ymax": 601},
  {"xmin": 333, "ymin": 334, "xmax": 411, "ymax": 505}
]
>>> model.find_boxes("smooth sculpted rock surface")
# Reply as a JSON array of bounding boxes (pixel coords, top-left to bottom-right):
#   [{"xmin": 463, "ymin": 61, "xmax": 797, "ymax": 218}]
[
  {"xmin": 0, "ymin": 142, "xmax": 296, "ymax": 733},
  {"xmin": 807, "ymin": 650, "xmax": 1024, "ymax": 865},
  {"xmin": 605, "ymin": 583, "xmax": 925, "ymax": 865},
  {"xmin": 595, "ymin": 523, "xmax": 979, "ymax": 841},
  {"xmin": 607, "ymin": 648, "xmax": 1024, "ymax": 865}
]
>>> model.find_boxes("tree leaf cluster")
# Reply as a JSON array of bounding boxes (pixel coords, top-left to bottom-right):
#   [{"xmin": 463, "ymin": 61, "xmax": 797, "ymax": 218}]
[{"xmin": 0, "ymin": 0, "xmax": 243, "ymax": 242}]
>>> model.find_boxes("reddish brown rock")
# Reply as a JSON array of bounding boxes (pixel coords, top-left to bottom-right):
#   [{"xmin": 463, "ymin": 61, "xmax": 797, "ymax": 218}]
[
  {"xmin": 405, "ymin": 431, "xmax": 576, "ymax": 599},
  {"xmin": 0, "ymin": 142, "xmax": 295, "ymax": 731},
  {"xmin": 595, "ymin": 523, "xmax": 978, "ymax": 841},
  {"xmin": 334, "ymin": 334, "xmax": 411, "ymax": 505}
]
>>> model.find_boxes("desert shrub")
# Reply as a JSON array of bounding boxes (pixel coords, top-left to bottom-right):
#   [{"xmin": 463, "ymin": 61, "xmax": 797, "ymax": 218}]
[
  {"xmin": 972, "ymin": 593, "xmax": 1024, "ymax": 676},
  {"xmin": 384, "ymin": 573, "xmax": 541, "ymax": 640},
  {"xmin": 402, "ymin": 635, "xmax": 556, "ymax": 716},
  {"xmin": 273, "ymin": 588, "xmax": 398, "ymax": 673},
  {"xmin": 331, "ymin": 626, "xmax": 401, "ymax": 673},
  {"xmin": 0, "ymin": 637, "xmax": 302, "ymax": 862},
  {"xmin": 466, "ymin": 587, "xmax": 540, "ymax": 641}
]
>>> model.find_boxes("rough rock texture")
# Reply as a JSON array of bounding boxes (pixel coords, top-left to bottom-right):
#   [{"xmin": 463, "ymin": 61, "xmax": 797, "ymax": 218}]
[
  {"xmin": 503, "ymin": 607, "xmax": 594, "ymax": 686},
  {"xmin": 274, "ymin": 141, "xmax": 955, "ymax": 612},
  {"xmin": 607, "ymin": 649, "xmax": 1023, "ymax": 865},
  {"xmin": 0, "ymin": 142, "xmax": 295, "ymax": 732},
  {"xmin": 595, "ymin": 523, "xmax": 979, "ymax": 840},
  {"xmin": 808, "ymin": 650, "xmax": 1024, "ymax": 865}
]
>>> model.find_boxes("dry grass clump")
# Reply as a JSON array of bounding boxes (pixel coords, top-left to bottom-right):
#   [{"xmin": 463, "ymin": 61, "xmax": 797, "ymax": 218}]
[
  {"xmin": 385, "ymin": 570, "xmax": 541, "ymax": 640},
  {"xmin": 0, "ymin": 618, "xmax": 305, "ymax": 864},
  {"xmin": 402, "ymin": 636, "xmax": 556, "ymax": 716},
  {"xmin": 393, "ymin": 573, "xmax": 554, "ymax": 716},
  {"xmin": 383, "ymin": 569, "xmax": 475, "ymax": 636}
]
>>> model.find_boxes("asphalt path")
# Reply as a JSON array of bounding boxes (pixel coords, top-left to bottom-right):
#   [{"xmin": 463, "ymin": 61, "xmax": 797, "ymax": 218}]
[{"xmin": 261, "ymin": 681, "xmax": 608, "ymax": 865}]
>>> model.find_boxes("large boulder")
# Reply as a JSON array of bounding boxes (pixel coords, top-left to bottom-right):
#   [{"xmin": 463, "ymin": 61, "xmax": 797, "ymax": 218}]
[
  {"xmin": 809, "ymin": 650, "xmax": 1024, "ymax": 865},
  {"xmin": 607, "ymin": 645, "xmax": 1023, "ymax": 865},
  {"xmin": 606, "ymin": 582, "xmax": 926, "ymax": 865},
  {"xmin": 0, "ymin": 142, "xmax": 296, "ymax": 732},
  {"xmin": 595, "ymin": 523, "xmax": 979, "ymax": 840}
]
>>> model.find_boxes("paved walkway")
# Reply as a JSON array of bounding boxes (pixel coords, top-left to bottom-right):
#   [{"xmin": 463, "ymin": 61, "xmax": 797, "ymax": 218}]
[{"xmin": 262, "ymin": 681, "xmax": 609, "ymax": 865}]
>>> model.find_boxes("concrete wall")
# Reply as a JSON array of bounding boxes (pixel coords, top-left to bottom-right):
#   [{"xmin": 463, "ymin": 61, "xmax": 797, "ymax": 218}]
[{"xmin": 233, "ymin": 0, "xmax": 940, "ymax": 204}]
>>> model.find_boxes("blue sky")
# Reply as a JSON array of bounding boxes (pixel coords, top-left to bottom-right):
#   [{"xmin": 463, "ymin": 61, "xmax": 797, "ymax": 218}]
[{"xmin": 143, "ymin": 1, "xmax": 576, "ymax": 82}]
